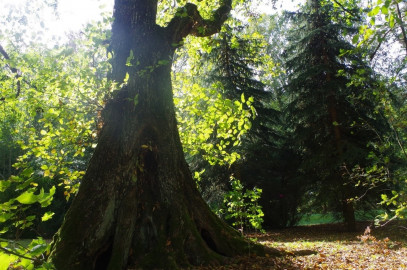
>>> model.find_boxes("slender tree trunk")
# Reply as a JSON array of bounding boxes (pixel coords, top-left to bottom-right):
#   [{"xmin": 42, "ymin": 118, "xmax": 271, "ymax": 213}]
[
  {"xmin": 342, "ymin": 196, "xmax": 356, "ymax": 232},
  {"xmin": 396, "ymin": 3, "xmax": 407, "ymax": 56},
  {"xmin": 49, "ymin": 1, "xmax": 276, "ymax": 269},
  {"xmin": 327, "ymin": 89, "xmax": 356, "ymax": 232},
  {"xmin": 309, "ymin": 0, "xmax": 356, "ymax": 231}
]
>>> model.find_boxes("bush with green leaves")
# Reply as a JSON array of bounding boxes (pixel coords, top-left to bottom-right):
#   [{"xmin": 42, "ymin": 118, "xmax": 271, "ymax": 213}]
[{"xmin": 220, "ymin": 176, "xmax": 264, "ymax": 234}]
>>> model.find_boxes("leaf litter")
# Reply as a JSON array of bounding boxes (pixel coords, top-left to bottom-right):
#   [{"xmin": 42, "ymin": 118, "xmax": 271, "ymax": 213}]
[{"xmin": 193, "ymin": 221, "xmax": 407, "ymax": 269}]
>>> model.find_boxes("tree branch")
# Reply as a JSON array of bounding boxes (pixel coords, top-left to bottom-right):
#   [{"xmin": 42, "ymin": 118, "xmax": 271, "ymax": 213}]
[
  {"xmin": 166, "ymin": 0, "xmax": 232, "ymax": 46},
  {"xmin": 369, "ymin": 28, "xmax": 391, "ymax": 61},
  {"xmin": 0, "ymin": 246, "xmax": 38, "ymax": 262},
  {"xmin": 331, "ymin": 0, "xmax": 360, "ymax": 19},
  {"xmin": 0, "ymin": 43, "xmax": 21, "ymax": 100},
  {"xmin": 396, "ymin": 3, "xmax": 407, "ymax": 56}
]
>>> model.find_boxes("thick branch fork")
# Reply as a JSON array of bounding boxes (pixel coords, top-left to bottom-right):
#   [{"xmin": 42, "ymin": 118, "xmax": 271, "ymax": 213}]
[
  {"xmin": 166, "ymin": 0, "xmax": 232, "ymax": 45},
  {"xmin": 47, "ymin": 0, "xmax": 275, "ymax": 269}
]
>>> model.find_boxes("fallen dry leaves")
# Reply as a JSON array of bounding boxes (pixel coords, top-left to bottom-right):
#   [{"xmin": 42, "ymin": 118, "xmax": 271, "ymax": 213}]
[{"xmin": 193, "ymin": 221, "xmax": 407, "ymax": 269}]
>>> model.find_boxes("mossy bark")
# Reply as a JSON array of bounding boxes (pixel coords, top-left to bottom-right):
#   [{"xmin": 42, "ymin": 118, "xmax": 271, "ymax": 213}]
[{"xmin": 48, "ymin": 0, "xmax": 278, "ymax": 269}]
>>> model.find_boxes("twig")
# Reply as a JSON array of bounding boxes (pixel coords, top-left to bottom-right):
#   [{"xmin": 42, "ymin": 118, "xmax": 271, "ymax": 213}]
[
  {"xmin": 369, "ymin": 29, "xmax": 391, "ymax": 61},
  {"xmin": 377, "ymin": 215, "xmax": 398, "ymax": 227},
  {"xmin": 396, "ymin": 3, "xmax": 407, "ymax": 56},
  {"xmin": 331, "ymin": 0, "xmax": 360, "ymax": 19},
  {"xmin": 0, "ymin": 246, "xmax": 36, "ymax": 261},
  {"xmin": 0, "ymin": 43, "xmax": 21, "ymax": 100}
]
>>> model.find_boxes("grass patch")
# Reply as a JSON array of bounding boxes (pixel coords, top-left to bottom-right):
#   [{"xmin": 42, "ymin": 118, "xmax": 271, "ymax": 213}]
[
  {"xmin": 298, "ymin": 213, "xmax": 337, "ymax": 225},
  {"xmin": 298, "ymin": 210, "xmax": 386, "ymax": 226}
]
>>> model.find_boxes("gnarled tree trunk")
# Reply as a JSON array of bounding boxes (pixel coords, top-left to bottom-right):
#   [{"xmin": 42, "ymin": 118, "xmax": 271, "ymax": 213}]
[{"xmin": 49, "ymin": 1, "xmax": 274, "ymax": 269}]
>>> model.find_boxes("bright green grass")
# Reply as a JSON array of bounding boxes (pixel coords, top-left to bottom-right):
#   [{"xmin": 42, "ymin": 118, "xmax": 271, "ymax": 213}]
[
  {"xmin": 298, "ymin": 210, "xmax": 385, "ymax": 226},
  {"xmin": 298, "ymin": 213, "xmax": 336, "ymax": 225}
]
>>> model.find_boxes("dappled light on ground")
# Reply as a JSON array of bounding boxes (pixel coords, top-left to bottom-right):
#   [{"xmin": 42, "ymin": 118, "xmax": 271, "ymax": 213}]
[{"xmin": 194, "ymin": 222, "xmax": 407, "ymax": 269}]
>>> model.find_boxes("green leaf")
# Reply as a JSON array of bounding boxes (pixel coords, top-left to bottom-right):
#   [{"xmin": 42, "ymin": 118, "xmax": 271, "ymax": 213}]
[
  {"xmin": 0, "ymin": 180, "xmax": 11, "ymax": 192},
  {"xmin": 126, "ymin": 50, "xmax": 134, "ymax": 66},
  {"xmin": 369, "ymin": 6, "xmax": 381, "ymax": 17},
  {"xmin": 15, "ymin": 186, "xmax": 56, "ymax": 207},
  {"xmin": 28, "ymin": 239, "xmax": 49, "ymax": 257},
  {"xmin": 389, "ymin": 14, "xmax": 395, "ymax": 28},
  {"xmin": 41, "ymin": 212, "xmax": 55, "ymax": 222},
  {"xmin": 352, "ymin": 35, "xmax": 359, "ymax": 44},
  {"xmin": 44, "ymin": 170, "xmax": 51, "ymax": 177},
  {"xmin": 39, "ymin": 186, "xmax": 56, "ymax": 207},
  {"xmin": 381, "ymin": 5, "xmax": 388, "ymax": 15},
  {"xmin": 0, "ymin": 213, "xmax": 14, "ymax": 223},
  {"xmin": 16, "ymin": 189, "xmax": 40, "ymax": 204}
]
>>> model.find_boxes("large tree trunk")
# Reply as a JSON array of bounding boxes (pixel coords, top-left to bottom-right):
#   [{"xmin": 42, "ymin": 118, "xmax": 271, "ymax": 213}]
[{"xmin": 49, "ymin": 1, "xmax": 274, "ymax": 269}]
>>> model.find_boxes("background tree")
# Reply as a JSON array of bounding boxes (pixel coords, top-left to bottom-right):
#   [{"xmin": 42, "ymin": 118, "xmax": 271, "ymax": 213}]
[
  {"xmin": 283, "ymin": 0, "xmax": 391, "ymax": 231},
  {"xmin": 201, "ymin": 24, "xmax": 302, "ymax": 228}
]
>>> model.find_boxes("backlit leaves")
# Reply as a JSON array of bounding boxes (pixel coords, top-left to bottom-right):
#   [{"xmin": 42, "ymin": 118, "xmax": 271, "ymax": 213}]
[
  {"xmin": 0, "ymin": 12, "xmax": 113, "ymax": 239},
  {"xmin": 175, "ymin": 80, "xmax": 254, "ymax": 166},
  {"xmin": 15, "ymin": 187, "xmax": 55, "ymax": 207}
]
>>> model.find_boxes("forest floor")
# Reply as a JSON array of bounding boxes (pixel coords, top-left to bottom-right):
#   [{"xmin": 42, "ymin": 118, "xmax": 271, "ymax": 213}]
[
  {"xmin": 196, "ymin": 221, "xmax": 407, "ymax": 269},
  {"xmin": 1, "ymin": 221, "xmax": 406, "ymax": 269}
]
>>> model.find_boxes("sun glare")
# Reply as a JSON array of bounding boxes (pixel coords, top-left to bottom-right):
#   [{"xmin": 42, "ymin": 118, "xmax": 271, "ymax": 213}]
[
  {"xmin": 54, "ymin": 0, "xmax": 113, "ymax": 33},
  {"xmin": 0, "ymin": 0, "xmax": 300, "ymax": 45},
  {"xmin": 0, "ymin": 0, "xmax": 113, "ymax": 44}
]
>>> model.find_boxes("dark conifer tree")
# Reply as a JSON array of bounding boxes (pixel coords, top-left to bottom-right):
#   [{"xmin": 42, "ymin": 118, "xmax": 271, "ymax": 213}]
[
  {"xmin": 195, "ymin": 25, "xmax": 302, "ymax": 228},
  {"xmin": 284, "ymin": 0, "xmax": 389, "ymax": 231}
]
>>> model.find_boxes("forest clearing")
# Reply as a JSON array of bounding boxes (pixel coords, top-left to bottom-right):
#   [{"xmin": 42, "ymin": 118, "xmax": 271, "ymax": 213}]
[
  {"xmin": 196, "ymin": 222, "xmax": 407, "ymax": 269},
  {"xmin": 1, "ymin": 0, "xmax": 407, "ymax": 268}
]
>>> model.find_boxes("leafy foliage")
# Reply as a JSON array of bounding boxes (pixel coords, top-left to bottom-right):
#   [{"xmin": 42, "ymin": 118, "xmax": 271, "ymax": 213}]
[
  {"xmin": 0, "ymin": 238, "xmax": 53, "ymax": 269},
  {"xmin": 220, "ymin": 176, "xmax": 264, "ymax": 233},
  {"xmin": 0, "ymin": 10, "xmax": 112, "ymax": 265}
]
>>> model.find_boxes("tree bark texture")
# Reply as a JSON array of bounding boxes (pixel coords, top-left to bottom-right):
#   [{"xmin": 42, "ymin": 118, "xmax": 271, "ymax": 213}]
[{"xmin": 49, "ymin": 1, "xmax": 273, "ymax": 269}]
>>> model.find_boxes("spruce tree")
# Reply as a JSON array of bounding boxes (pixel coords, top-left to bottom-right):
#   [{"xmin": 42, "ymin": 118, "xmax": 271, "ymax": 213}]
[
  {"xmin": 196, "ymin": 25, "xmax": 302, "ymax": 228},
  {"xmin": 284, "ymin": 0, "xmax": 389, "ymax": 231}
]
